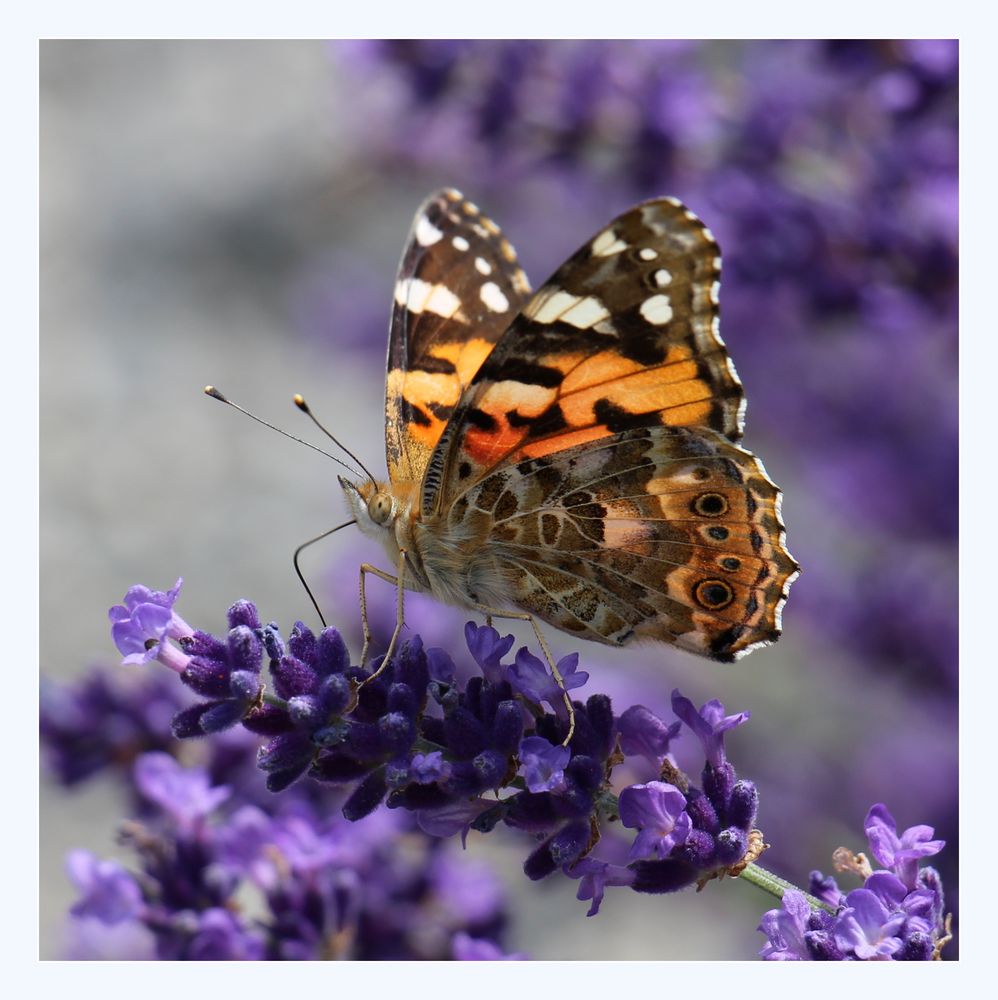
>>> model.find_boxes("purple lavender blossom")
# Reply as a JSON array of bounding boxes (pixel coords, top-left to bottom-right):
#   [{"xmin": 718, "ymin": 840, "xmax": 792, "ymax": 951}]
[
  {"xmin": 757, "ymin": 889, "xmax": 817, "ymax": 961},
  {"xmin": 109, "ymin": 578, "xmax": 191, "ymax": 672},
  {"xmin": 507, "ymin": 647, "xmax": 588, "ymax": 716},
  {"xmin": 618, "ymin": 782, "xmax": 692, "ymax": 861},
  {"xmin": 565, "ymin": 858, "xmax": 636, "ymax": 917},
  {"xmin": 864, "ymin": 803, "xmax": 945, "ymax": 890},
  {"xmin": 833, "ymin": 888, "xmax": 906, "ymax": 960},
  {"xmin": 670, "ymin": 691, "xmax": 749, "ymax": 768},
  {"xmin": 518, "ymin": 735, "xmax": 570, "ymax": 793},
  {"xmin": 617, "ymin": 705, "xmax": 682, "ymax": 767},
  {"xmin": 464, "ymin": 621, "xmax": 515, "ymax": 683}
]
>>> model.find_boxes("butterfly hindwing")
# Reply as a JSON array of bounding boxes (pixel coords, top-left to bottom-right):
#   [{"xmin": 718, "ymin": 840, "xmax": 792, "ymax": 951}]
[
  {"xmin": 385, "ymin": 189, "xmax": 531, "ymax": 485},
  {"xmin": 441, "ymin": 424, "xmax": 797, "ymax": 660},
  {"xmin": 420, "ymin": 198, "xmax": 744, "ymax": 515}
]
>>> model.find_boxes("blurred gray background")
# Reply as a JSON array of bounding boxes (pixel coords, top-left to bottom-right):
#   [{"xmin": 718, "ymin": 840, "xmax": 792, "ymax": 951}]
[{"xmin": 41, "ymin": 40, "xmax": 843, "ymax": 960}]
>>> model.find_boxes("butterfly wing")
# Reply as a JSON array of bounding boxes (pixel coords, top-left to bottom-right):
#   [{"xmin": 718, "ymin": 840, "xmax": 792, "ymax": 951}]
[
  {"xmin": 385, "ymin": 189, "xmax": 531, "ymax": 485},
  {"xmin": 443, "ymin": 424, "xmax": 798, "ymax": 660},
  {"xmin": 419, "ymin": 197, "xmax": 743, "ymax": 516},
  {"xmin": 416, "ymin": 196, "xmax": 796, "ymax": 656}
]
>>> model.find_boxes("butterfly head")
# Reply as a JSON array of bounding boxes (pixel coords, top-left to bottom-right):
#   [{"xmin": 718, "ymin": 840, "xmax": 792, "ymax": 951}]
[{"xmin": 339, "ymin": 476, "xmax": 400, "ymax": 537}]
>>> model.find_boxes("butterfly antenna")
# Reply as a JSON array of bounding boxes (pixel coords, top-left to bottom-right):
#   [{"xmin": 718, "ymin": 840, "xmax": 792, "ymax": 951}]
[
  {"xmin": 204, "ymin": 386, "xmax": 365, "ymax": 479},
  {"xmin": 293, "ymin": 519, "xmax": 357, "ymax": 627},
  {"xmin": 294, "ymin": 394, "xmax": 378, "ymax": 484}
]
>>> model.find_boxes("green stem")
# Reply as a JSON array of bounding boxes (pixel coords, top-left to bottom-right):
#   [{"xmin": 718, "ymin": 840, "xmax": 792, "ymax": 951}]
[
  {"xmin": 261, "ymin": 691, "xmax": 288, "ymax": 710},
  {"xmin": 737, "ymin": 863, "xmax": 837, "ymax": 915}
]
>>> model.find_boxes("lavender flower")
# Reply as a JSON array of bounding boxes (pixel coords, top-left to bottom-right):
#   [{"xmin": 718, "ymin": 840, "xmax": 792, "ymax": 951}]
[
  {"xmin": 758, "ymin": 804, "xmax": 949, "ymax": 961},
  {"xmin": 109, "ymin": 579, "xmax": 192, "ymax": 672},
  {"xmin": 518, "ymin": 736, "xmax": 570, "ymax": 794},
  {"xmin": 618, "ymin": 782, "xmax": 692, "ymax": 861},
  {"xmin": 506, "ymin": 647, "xmax": 588, "ymax": 717},
  {"xmin": 616, "ymin": 705, "xmax": 681, "ymax": 767},
  {"xmin": 864, "ymin": 803, "xmax": 945, "ymax": 890}
]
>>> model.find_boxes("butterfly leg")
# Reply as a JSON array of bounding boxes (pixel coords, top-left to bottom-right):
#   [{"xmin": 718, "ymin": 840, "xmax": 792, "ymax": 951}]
[
  {"xmin": 471, "ymin": 603, "xmax": 576, "ymax": 745},
  {"xmin": 358, "ymin": 550, "xmax": 407, "ymax": 684}
]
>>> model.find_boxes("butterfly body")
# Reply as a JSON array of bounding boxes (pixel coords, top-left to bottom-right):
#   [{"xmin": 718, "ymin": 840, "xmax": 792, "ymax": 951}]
[{"xmin": 343, "ymin": 189, "xmax": 798, "ymax": 663}]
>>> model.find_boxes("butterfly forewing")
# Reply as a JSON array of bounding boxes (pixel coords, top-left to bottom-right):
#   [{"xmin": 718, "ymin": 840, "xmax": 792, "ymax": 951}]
[
  {"xmin": 385, "ymin": 189, "xmax": 532, "ymax": 484},
  {"xmin": 420, "ymin": 198, "xmax": 745, "ymax": 515}
]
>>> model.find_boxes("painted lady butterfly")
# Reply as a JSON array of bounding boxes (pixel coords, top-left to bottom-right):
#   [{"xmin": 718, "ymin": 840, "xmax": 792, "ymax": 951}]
[{"xmin": 340, "ymin": 189, "xmax": 798, "ymax": 679}]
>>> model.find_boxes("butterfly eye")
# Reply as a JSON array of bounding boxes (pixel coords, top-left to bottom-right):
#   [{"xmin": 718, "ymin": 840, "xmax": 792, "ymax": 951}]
[{"xmin": 368, "ymin": 493, "xmax": 395, "ymax": 526}]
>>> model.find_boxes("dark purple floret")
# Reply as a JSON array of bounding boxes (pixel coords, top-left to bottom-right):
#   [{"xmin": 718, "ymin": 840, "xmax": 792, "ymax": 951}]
[
  {"xmin": 629, "ymin": 857, "xmax": 700, "ymax": 894},
  {"xmin": 257, "ymin": 733, "xmax": 314, "ymax": 792},
  {"xmin": 226, "ymin": 600, "xmax": 261, "ymax": 631},
  {"xmin": 715, "ymin": 827, "xmax": 748, "ymax": 866},
  {"xmin": 342, "ymin": 768, "xmax": 388, "ymax": 820},
  {"xmin": 684, "ymin": 789, "xmax": 720, "ymax": 834},
  {"xmin": 727, "ymin": 780, "xmax": 759, "ymax": 829}
]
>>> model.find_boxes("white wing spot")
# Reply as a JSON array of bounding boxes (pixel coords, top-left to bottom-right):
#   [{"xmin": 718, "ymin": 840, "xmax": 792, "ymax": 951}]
[
  {"xmin": 452, "ymin": 236, "xmax": 470, "ymax": 251},
  {"xmin": 415, "ymin": 216, "xmax": 443, "ymax": 246},
  {"xmin": 396, "ymin": 278, "xmax": 463, "ymax": 319},
  {"xmin": 702, "ymin": 226, "xmax": 716, "ymax": 243},
  {"xmin": 481, "ymin": 217, "xmax": 500, "ymax": 235},
  {"xmin": 560, "ymin": 295, "xmax": 611, "ymax": 329},
  {"xmin": 475, "ymin": 256, "xmax": 492, "ymax": 275},
  {"xmin": 683, "ymin": 209, "xmax": 701, "ymax": 223},
  {"xmin": 640, "ymin": 294, "xmax": 674, "ymax": 325},
  {"xmin": 591, "ymin": 229, "xmax": 629, "ymax": 257},
  {"xmin": 524, "ymin": 289, "xmax": 581, "ymax": 324},
  {"xmin": 463, "ymin": 201, "xmax": 480, "ymax": 215},
  {"xmin": 664, "ymin": 196, "xmax": 683, "ymax": 207},
  {"xmin": 480, "ymin": 282, "xmax": 509, "ymax": 313},
  {"xmin": 653, "ymin": 269, "xmax": 673, "ymax": 287},
  {"xmin": 639, "ymin": 247, "xmax": 658, "ymax": 261},
  {"xmin": 710, "ymin": 280, "xmax": 721, "ymax": 305}
]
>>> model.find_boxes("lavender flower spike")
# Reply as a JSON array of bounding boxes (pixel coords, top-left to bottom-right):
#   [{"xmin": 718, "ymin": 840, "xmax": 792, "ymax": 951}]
[{"xmin": 109, "ymin": 578, "xmax": 192, "ymax": 672}]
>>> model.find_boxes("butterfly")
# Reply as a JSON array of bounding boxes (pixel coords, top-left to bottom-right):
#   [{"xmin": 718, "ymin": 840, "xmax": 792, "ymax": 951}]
[{"xmin": 339, "ymin": 188, "xmax": 798, "ymax": 680}]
